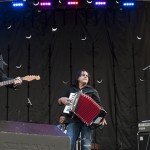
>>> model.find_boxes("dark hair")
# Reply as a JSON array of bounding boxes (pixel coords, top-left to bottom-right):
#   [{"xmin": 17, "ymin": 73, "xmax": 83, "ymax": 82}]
[
  {"xmin": 74, "ymin": 69, "xmax": 91, "ymax": 87},
  {"xmin": 59, "ymin": 114, "xmax": 65, "ymax": 117}
]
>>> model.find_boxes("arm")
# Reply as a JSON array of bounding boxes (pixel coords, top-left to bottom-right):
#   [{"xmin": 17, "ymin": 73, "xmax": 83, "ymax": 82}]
[
  {"xmin": 58, "ymin": 88, "xmax": 71, "ymax": 105},
  {"xmin": 0, "ymin": 69, "xmax": 10, "ymax": 82},
  {"xmin": 92, "ymin": 89, "xmax": 102, "ymax": 105},
  {"xmin": 92, "ymin": 89, "xmax": 107, "ymax": 126},
  {"xmin": 0, "ymin": 69, "xmax": 22, "ymax": 88},
  {"xmin": 58, "ymin": 97, "xmax": 69, "ymax": 105}
]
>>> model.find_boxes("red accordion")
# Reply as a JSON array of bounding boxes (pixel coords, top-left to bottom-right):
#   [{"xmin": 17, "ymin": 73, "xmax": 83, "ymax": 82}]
[{"xmin": 63, "ymin": 92, "xmax": 107, "ymax": 126}]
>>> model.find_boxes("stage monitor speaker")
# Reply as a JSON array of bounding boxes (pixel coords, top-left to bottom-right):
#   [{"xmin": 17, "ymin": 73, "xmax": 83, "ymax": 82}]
[
  {"xmin": 0, "ymin": 120, "xmax": 70, "ymax": 150},
  {"xmin": 137, "ymin": 132, "xmax": 150, "ymax": 150}
]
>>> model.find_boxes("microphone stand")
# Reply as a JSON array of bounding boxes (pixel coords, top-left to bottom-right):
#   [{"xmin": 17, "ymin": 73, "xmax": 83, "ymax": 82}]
[{"xmin": 27, "ymin": 98, "xmax": 32, "ymax": 122}]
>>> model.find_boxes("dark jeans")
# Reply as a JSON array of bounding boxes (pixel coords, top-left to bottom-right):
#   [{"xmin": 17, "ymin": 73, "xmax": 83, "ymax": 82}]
[{"xmin": 66, "ymin": 122, "xmax": 92, "ymax": 150}]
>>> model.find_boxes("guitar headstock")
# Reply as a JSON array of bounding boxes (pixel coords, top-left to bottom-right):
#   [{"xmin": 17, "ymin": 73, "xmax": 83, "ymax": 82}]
[{"xmin": 23, "ymin": 75, "xmax": 40, "ymax": 82}]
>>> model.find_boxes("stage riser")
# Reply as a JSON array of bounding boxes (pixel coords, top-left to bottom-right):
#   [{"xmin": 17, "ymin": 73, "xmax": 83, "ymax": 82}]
[{"xmin": 0, "ymin": 121, "xmax": 70, "ymax": 150}]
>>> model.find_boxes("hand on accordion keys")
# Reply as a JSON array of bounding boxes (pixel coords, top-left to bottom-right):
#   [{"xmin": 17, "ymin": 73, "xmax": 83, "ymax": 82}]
[{"xmin": 58, "ymin": 97, "xmax": 69, "ymax": 105}]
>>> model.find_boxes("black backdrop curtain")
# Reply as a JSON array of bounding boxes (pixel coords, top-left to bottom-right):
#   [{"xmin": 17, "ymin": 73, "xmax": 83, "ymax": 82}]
[{"xmin": 0, "ymin": 5, "xmax": 150, "ymax": 150}]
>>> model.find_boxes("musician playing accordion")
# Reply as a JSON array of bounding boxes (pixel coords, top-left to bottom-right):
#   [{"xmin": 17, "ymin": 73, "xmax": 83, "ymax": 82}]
[{"xmin": 58, "ymin": 69, "xmax": 107, "ymax": 150}]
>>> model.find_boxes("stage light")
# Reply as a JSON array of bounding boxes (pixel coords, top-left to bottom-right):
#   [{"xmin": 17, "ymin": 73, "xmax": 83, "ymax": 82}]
[
  {"xmin": 94, "ymin": 0, "xmax": 107, "ymax": 6},
  {"xmin": 39, "ymin": 2, "xmax": 51, "ymax": 6},
  {"xmin": 12, "ymin": 2, "xmax": 24, "ymax": 7},
  {"xmin": 120, "ymin": 0, "xmax": 135, "ymax": 7},
  {"xmin": 39, "ymin": 0, "xmax": 52, "ymax": 7},
  {"xmin": 95, "ymin": 1, "xmax": 106, "ymax": 5},
  {"xmin": 67, "ymin": 1, "xmax": 79, "ymax": 6},
  {"xmin": 122, "ymin": 2, "xmax": 135, "ymax": 6}
]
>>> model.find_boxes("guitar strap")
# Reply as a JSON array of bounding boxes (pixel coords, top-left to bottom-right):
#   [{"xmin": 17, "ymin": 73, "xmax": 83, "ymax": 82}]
[{"xmin": 0, "ymin": 54, "xmax": 7, "ymax": 70}]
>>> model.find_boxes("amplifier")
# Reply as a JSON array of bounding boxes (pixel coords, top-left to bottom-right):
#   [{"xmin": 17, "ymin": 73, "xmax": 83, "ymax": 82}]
[
  {"xmin": 138, "ymin": 122, "xmax": 150, "ymax": 132},
  {"xmin": 137, "ymin": 132, "xmax": 150, "ymax": 150}
]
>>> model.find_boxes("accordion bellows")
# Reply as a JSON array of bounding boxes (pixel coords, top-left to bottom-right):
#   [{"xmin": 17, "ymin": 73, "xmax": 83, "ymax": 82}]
[{"xmin": 74, "ymin": 93, "xmax": 102, "ymax": 125}]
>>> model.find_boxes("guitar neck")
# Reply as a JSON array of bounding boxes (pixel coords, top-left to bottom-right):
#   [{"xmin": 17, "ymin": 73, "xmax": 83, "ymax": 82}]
[
  {"xmin": 0, "ymin": 77, "xmax": 23, "ymax": 87},
  {"xmin": 0, "ymin": 75, "xmax": 40, "ymax": 87}
]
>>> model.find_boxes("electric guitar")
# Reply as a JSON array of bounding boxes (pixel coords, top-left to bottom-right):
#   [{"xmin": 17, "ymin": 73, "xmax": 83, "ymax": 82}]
[{"xmin": 0, "ymin": 75, "xmax": 40, "ymax": 87}]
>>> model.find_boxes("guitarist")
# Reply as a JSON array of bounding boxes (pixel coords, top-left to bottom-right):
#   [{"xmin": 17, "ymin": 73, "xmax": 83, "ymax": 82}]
[{"xmin": 0, "ymin": 54, "xmax": 22, "ymax": 88}]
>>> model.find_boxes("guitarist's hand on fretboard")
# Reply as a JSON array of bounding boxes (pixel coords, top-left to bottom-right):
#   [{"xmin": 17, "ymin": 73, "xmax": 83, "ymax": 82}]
[
  {"xmin": 0, "ymin": 75, "xmax": 40, "ymax": 87},
  {"xmin": 13, "ymin": 77, "xmax": 22, "ymax": 87}
]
